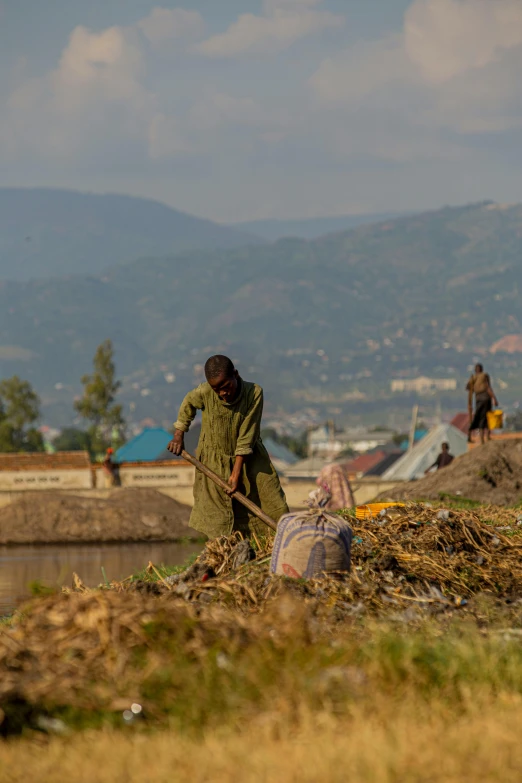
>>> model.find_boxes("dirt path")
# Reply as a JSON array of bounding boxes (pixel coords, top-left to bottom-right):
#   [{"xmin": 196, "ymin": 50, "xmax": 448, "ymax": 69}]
[{"xmin": 0, "ymin": 489, "xmax": 194, "ymax": 544}]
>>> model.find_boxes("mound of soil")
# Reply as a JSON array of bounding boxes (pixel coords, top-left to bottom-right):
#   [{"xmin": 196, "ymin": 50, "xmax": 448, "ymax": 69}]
[
  {"xmin": 0, "ymin": 489, "xmax": 193, "ymax": 544},
  {"xmin": 382, "ymin": 441, "xmax": 522, "ymax": 505}
]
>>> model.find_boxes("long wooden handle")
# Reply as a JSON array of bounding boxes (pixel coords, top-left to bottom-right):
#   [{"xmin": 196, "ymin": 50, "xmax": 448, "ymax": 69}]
[{"xmin": 181, "ymin": 450, "xmax": 277, "ymax": 532}]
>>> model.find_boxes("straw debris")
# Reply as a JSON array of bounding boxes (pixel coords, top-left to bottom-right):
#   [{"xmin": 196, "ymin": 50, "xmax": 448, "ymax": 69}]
[{"xmin": 60, "ymin": 503, "xmax": 522, "ymax": 616}]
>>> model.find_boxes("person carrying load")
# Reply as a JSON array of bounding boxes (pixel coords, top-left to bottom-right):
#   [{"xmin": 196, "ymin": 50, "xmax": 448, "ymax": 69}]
[
  {"xmin": 168, "ymin": 355, "xmax": 288, "ymax": 539},
  {"xmin": 466, "ymin": 363, "xmax": 498, "ymax": 445}
]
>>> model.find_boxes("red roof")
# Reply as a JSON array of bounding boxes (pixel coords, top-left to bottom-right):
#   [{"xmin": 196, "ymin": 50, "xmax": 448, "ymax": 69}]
[
  {"xmin": 0, "ymin": 451, "xmax": 91, "ymax": 471},
  {"xmin": 343, "ymin": 451, "xmax": 387, "ymax": 476},
  {"xmin": 451, "ymin": 413, "xmax": 470, "ymax": 434}
]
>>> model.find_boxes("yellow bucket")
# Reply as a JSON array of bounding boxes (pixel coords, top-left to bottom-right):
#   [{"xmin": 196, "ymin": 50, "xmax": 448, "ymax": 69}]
[
  {"xmin": 356, "ymin": 502, "xmax": 405, "ymax": 520},
  {"xmin": 487, "ymin": 409, "xmax": 503, "ymax": 430}
]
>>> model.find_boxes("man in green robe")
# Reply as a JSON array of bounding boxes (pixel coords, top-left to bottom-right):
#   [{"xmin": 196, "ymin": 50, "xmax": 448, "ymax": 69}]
[{"xmin": 168, "ymin": 355, "xmax": 288, "ymax": 539}]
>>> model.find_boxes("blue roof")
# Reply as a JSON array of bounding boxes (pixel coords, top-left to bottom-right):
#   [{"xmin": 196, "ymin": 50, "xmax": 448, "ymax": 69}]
[
  {"xmin": 399, "ymin": 429, "xmax": 429, "ymax": 451},
  {"xmin": 262, "ymin": 437, "xmax": 299, "ymax": 465},
  {"xmin": 115, "ymin": 428, "xmax": 172, "ymax": 462}
]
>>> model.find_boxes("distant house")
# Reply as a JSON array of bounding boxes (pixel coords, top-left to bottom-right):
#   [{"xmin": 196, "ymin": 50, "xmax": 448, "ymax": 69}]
[
  {"xmin": 343, "ymin": 451, "xmax": 388, "ymax": 479},
  {"xmin": 343, "ymin": 450, "xmax": 403, "ymax": 480},
  {"xmin": 450, "ymin": 412, "xmax": 470, "ymax": 435},
  {"xmin": 391, "ymin": 377, "xmax": 457, "ymax": 394},
  {"xmin": 381, "ymin": 424, "xmax": 468, "ymax": 481},
  {"xmin": 116, "ymin": 426, "xmax": 201, "ymax": 463},
  {"xmin": 398, "ymin": 429, "xmax": 429, "ymax": 450},
  {"xmin": 307, "ymin": 423, "xmax": 347, "ymax": 460},
  {"xmin": 283, "ymin": 455, "xmax": 330, "ymax": 481},
  {"xmin": 262, "ymin": 437, "xmax": 299, "ymax": 475},
  {"xmin": 308, "ymin": 423, "xmax": 392, "ymax": 459}
]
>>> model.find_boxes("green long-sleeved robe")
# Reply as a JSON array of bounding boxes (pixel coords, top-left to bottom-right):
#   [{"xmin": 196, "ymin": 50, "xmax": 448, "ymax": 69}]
[{"xmin": 174, "ymin": 379, "xmax": 288, "ymax": 539}]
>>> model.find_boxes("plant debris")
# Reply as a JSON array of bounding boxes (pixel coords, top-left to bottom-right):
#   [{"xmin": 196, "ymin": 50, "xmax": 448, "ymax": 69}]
[{"xmin": 61, "ymin": 503, "xmax": 522, "ymax": 615}]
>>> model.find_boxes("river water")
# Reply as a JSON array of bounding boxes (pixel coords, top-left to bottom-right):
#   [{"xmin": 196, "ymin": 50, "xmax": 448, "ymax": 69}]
[{"xmin": 0, "ymin": 541, "xmax": 202, "ymax": 614}]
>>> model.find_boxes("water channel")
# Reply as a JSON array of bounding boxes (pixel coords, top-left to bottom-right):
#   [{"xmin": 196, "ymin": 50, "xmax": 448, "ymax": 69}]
[{"xmin": 0, "ymin": 541, "xmax": 202, "ymax": 614}]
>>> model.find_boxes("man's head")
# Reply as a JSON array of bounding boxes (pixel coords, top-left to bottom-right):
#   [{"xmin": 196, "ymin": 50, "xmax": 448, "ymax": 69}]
[
  {"xmin": 204, "ymin": 355, "xmax": 239, "ymax": 403},
  {"xmin": 475, "ymin": 363, "xmax": 484, "ymax": 374},
  {"xmin": 441, "ymin": 442, "xmax": 449, "ymax": 452},
  {"xmin": 107, "ymin": 447, "xmax": 113, "ymax": 455}
]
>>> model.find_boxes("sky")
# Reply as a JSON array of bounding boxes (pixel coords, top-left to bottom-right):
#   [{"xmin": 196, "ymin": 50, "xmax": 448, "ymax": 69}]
[{"xmin": 1, "ymin": 0, "xmax": 522, "ymax": 223}]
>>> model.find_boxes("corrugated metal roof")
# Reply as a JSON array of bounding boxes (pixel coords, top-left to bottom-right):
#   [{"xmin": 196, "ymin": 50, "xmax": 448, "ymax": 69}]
[
  {"xmin": 343, "ymin": 451, "xmax": 387, "ymax": 476},
  {"xmin": 382, "ymin": 424, "xmax": 468, "ymax": 481},
  {"xmin": 364, "ymin": 452, "xmax": 403, "ymax": 476},
  {"xmin": 451, "ymin": 412, "xmax": 470, "ymax": 434},
  {"xmin": 115, "ymin": 428, "xmax": 172, "ymax": 463},
  {"xmin": 262, "ymin": 437, "xmax": 299, "ymax": 465},
  {"xmin": 284, "ymin": 455, "xmax": 328, "ymax": 479}
]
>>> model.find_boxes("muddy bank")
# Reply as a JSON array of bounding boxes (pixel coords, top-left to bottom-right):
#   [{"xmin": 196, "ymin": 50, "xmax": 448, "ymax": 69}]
[
  {"xmin": 0, "ymin": 489, "xmax": 194, "ymax": 544},
  {"xmin": 380, "ymin": 441, "xmax": 522, "ymax": 505}
]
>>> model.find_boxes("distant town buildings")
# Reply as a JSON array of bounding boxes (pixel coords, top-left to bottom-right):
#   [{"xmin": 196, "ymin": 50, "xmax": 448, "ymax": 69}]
[
  {"xmin": 390, "ymin": 377, "xmax": 457, "ymax": 394},
  {"xmin": 307, "ymin": 423, "xmax": 391, "ymax": 459}
]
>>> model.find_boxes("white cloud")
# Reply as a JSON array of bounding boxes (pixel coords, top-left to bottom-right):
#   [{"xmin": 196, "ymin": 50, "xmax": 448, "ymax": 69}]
[
  {"xmin": 197, "ymin": 0, "xmax": 343, "ymax": 58},
  {"xmin": 148, "ymin": 114, "xmax": 195, "ymax": 159},
  {"xmin": 311, "ymin": 0, "xmax": 522, "ymax": 136},
  {"xmin": 149, "ymin": 92, "xmax": 290, "ymax": 159},
  {"xmin": 404, "ymin": 0, "xmax": 522, "ymax": 84},
  {"xmin": 1, "ymin": 8, "xmax": 205, "ymax": 162},
  {"xmin": 310, "ymin": 35, "xmax": 412, "ymax": 104},
  {"xmin": 2, "ymin": 25, "xmax": 153, "ymax": 159},
  {"xmin": 137, "ymin": 7, "xmax": 205, "ymax": 48}
]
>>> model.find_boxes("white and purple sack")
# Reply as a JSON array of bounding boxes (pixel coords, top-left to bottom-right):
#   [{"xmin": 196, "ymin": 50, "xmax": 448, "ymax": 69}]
[{"xmin": 270, "ymin": 509, "xmax": 352, "ymax": 579}]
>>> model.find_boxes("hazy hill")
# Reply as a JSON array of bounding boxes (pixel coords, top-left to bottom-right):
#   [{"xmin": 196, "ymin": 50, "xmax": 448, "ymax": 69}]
[
  {"xmin": 232, "ymin": 212, "xmax": 407, "ymax": 241},
  {"xmin": 0, "ymin": 188, "xmax": 259, "ymax": 281},
  {"xmin": 1, "ymin": 201, "xmax": 521, "ymax": 426}
]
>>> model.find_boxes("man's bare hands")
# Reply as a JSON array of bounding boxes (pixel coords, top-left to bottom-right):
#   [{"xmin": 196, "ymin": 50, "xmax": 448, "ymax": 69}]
[{"xmin": 167, "ymin": 430, "xmax": 185, "ymax": 456}]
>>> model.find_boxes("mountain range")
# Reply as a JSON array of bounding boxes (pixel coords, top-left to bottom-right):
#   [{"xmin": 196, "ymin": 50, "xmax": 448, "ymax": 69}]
[
  {"xmin": 0, "ymin": 188, "xmax": 259, "ymax": 281},
  {"xmin": 232, "ymin": 212, "xmax": 407, "ymax": 241},
  {"xmin": 1, "ymin": 197, "xmax": 521, "ymax": 427}
]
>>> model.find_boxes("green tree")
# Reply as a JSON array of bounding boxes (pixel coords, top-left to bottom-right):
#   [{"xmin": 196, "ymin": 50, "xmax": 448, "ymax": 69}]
[
  {"xmin": 53, "ymin": 427, "xmax": 93, "ymax": 454},
  {"xmin": 75, "ymin": 340, "xmax": 125, "ymax": 455},
  {"xmin": 0, "ymin": 376, "xmax": 44, "ymax": 452}
]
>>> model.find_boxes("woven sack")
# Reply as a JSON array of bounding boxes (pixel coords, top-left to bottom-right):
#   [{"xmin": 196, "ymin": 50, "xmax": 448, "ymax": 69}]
[{"xmin": 270, "ymin": 508, "xmax": 352, "ymax": 579}]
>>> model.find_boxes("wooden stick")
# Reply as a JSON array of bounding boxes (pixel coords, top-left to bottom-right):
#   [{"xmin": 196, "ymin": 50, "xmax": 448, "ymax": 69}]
[{"xmin": 181, "ymin": 450, "xmax": 277, "ymax": 532}]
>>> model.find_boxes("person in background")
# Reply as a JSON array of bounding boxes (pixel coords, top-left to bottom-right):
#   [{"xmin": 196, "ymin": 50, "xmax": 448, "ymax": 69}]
[
  {"xmin": 103, "ymin": 447, "xmax": 117, "ymax": 487},
  {"xmin": 425, "ymin": 442, "xmax": 454, "ymax": 474},
  {"xmin": 167, "ymin": 355, "xmax": 288, "ymax": 539},
  {"xmin": 466, "ymin": 363, "xmax": 498, "ymax": 444},
  {"xmin": 312, "ymin": 463, "xmax": 355, "ymax": 511}
]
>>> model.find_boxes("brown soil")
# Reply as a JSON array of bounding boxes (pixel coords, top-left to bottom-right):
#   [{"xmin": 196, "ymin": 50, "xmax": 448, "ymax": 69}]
[
  {"xmin": 0, "ymin": 489, "xmax": 193, "ymax": 544},
  {"xmin": 381, "ymin": 440, "xmax": 522, "ymax": 505}
]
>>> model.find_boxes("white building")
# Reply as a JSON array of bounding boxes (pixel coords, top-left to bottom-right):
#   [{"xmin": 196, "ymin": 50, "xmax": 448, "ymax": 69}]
[{"xmin": 391, "ymin": 377, "xmax": 457, "ymax": 394}]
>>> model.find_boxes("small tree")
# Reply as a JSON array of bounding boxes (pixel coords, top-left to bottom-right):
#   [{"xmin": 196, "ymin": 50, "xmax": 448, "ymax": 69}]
[
  {"xmin": 53, "ymin": 427, "xmax": 93, "ymax": 454},
  {"xmin": 75, "ymin": 340, "xmax": 125, "ymax": 455},
  {"xmin": 0, "ymin": 376, "xmax": 44, "ymax": 452}
]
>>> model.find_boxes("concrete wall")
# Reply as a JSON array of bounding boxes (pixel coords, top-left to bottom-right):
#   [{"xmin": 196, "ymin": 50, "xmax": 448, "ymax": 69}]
[
  {"xmin": 0, "ymin": 469, "xmax": 92, "ymax": 492},
  {"xmin": 0, "ymin": 460, "xmax": 401, "ymax": 511},
  {"xmin": 117, "ymin": 464, "xmax": 195, "ymax": 490}
]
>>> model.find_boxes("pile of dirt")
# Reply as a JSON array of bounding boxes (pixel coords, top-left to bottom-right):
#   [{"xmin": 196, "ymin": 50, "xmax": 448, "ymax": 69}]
[
  {"xmin": 0, "ymin": 489, "xmax": 193, "ymax": 544},
  {"xmin": 382, "ymin": 440, "xmax": 522, "ymax": 505}
]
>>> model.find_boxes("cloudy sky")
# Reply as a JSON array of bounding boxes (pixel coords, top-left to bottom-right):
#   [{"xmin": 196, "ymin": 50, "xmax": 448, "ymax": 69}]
[{"xmin": 1, "ymin": 0, "xmax": 521, "ymax": 222}]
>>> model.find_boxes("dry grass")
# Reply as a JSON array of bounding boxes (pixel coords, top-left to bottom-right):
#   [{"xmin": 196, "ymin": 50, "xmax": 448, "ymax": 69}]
[{"xmin": 2, "ymin": 699, "xmax": 522, "ymax": 782}]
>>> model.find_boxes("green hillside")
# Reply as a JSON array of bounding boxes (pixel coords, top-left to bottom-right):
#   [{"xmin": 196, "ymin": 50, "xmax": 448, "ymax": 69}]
[
  {"xmin": 0, "ymin": 188, "xmax": 259, "ymax": 281},
  {"xmin": 1, "ymin": 201, "xmax": 521, "ymax": 426}
]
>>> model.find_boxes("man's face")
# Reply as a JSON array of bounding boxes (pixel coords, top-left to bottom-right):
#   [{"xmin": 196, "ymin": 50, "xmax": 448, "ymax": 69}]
[
  {"xmin": 209, "ymin": 371, "xmax": 239, "ymax": 403},
  {"xmin": 475, "ymin": 365, "xmax": 482, "ymax": 374}
]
